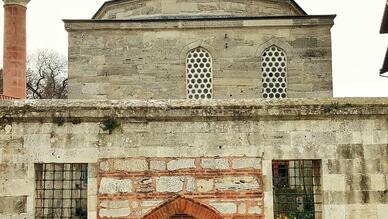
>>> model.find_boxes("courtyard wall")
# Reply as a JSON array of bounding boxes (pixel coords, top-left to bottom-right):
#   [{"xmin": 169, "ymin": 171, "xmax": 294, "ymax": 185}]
[{"xmin": 0, "ymin": 98, "xmax": 387, "ymax": 219}]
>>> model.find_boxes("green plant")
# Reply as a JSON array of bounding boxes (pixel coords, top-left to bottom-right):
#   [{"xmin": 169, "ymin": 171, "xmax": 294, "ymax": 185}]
[
  {"xmin": 101, "ymin": 117, "xmax": 120, "ymax": 134},
  {"xmin": 53, "ymin": 117, "xmax": 65, "ymax": 126},
  {"xmin": 20, "ymin": 104, "xmax": 32, "ymax": 114},
  {"xmin": 323, "ymin": 102, "xmax": 352, "ymax": 113},
  {"xmin": 70, "ymin": 118, "xmax": 82, "ymax": 125}
]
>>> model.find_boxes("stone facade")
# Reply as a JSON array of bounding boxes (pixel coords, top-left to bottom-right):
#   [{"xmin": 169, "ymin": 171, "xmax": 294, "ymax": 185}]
[
  {"xmin": 64, "ymin": 0, "xmax": 334, "ymax": 100},
  {"xmin": 65, "ymin": 18, "xmax": 334, "ymax": 100},
  {"xmin": 0, "ymin": 99, "xmax": 387, "ymax": 219}
]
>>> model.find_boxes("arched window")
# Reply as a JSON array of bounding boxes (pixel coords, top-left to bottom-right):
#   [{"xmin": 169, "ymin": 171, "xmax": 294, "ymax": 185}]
[
  {"xmin": 186, "ymin": 47, "xmax": 213, "ymax": 100},
  {"xmin": 261, "ymin": 45, "xmax": 288, "ymax": 99}
]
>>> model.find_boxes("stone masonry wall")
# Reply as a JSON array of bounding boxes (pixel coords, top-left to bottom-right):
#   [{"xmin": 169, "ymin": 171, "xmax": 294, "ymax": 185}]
[
  {"xmin": 0, "ymin": 98, "xmax": 387, "ymax": 219},
  {"xmin": 97, "ymin": 157, "xmax": 263, "ymax": 218},
  {"xmin": 65, "ymin": 17, "xmax": 334, "ymax": 99},
  {"xmin": 94, "ymin": 0, "xmax": 303, "ymax": 19}
]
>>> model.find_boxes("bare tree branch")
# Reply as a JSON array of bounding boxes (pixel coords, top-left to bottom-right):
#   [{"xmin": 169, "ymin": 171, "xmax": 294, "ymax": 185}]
[{"xmin": 27, "ymin": 49, "xmax": 68, "ymax": 99}]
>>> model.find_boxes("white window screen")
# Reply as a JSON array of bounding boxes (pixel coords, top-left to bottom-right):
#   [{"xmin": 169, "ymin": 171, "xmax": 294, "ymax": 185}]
[
  {"xmin": 186, "ymin": 47, "xmax": 213, "ymax": 99},
  {"xmin": 261, "ymin": 45, "xmax": 287, "ymax": 99}
]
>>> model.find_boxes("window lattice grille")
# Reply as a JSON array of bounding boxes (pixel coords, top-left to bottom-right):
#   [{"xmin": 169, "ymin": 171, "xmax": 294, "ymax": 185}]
[
  {"xmin": 272, "ymin": 160, "xmax": 322, "ymax": 219},
  {"xmin": 261, "ymin": 46, "xmax": 287, "ymax": 99},
  {"xmin": 186, "ymin": 47, "xmax": 213, "ymax": 99},
  {"xmin": 35, "ymin": 163, "xmax": 88, "ymax": 219}
]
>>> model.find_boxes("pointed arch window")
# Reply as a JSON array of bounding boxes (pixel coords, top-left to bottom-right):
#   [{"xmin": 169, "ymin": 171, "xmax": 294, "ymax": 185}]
[
  {"xmin": 261, "ymin": 45, "xmax": 288, "ymax": 99},
  {"xmin": 186, "ymin": 47, "xmax": 213, "ymax": 100}
]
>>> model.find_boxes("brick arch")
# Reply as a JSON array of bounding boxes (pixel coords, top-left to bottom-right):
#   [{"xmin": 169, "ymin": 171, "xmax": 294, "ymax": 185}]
[{"xmin": 142, "ymin": 196, "xmax": 223, "ymax": 219}]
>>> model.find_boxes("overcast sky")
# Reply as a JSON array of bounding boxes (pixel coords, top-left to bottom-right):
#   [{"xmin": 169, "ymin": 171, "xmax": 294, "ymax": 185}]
[{"xmin": 0, "ymin": 0, "xmax": 387, "ymax": 97}]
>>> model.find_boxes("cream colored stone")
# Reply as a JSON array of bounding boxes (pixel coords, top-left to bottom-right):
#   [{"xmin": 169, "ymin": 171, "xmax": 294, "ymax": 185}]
[
  {"xmin": 167, "ymin": 159, "xmax": 195, "ymax": 171},
  {"xmin": 100, "ymin": 200, "xmax": 129, "ymax": 209},
  {"xmin": 323, "ymin": 174, "xmax": 346, "ymax": 191},
  {"xmin": 141, "ymin": 200, "xmax": 164, "ymax": 207},
  {"xmin": 215, "ymin": 176, "xmax": 259, "ymax": 191},
  {"xmin": 248, "ymin": 206, "xmax": 261, "ymax": 214},
  {"xmin": 346, "ymin": 204, "xmax": 378, "ymax": 219},
  {"xmin": 370, "ymin": 174, "xmax": 386, "ymax": 191},
  {"xmin": 156, "ymin": 176, "xmax": 184, "ymax": 192},
  {"xmin": 377, "ymin": 204, "xmax": 388, "ymax": 219},
  {"xmin": 87, "ymin": 196, "xmax": 97, "ymax": 212},
  {"xmin": 232, "ymin": 158, "xmax": 261, "ymax": 169},
  {"xmin": 197, "ymin": 179, "xmax": 214, "ymax": 192},
  {"xmin": 201, "ymin": 158, "xmax": 229, "ymax": 169},
  {"xmin": 324, "ymin": 205, "xmax": 345, "ymax": 219},
  {"xmin": 209, "ymin": 202, "xmax": 237, "ymax": 214},
  {"xmin": 238, "ymin": 203, "xmax": 246, "ymax": 214},
  {"xmin": 99, "ymin": 178, "xmax": 132, "ymax": 194},
  {"xmin": 150, "ymin": 160, "xmax": 165, "ymax": 171},
  {"xmin": 113, "ymin": 159, "xmax": 148, "ymax": 172},
  {"xmin": 99, "ymin": 208, "xmax": 131, "ymax": 218}
]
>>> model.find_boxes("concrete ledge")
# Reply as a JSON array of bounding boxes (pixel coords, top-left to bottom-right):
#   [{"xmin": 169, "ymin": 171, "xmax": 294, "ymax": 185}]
[{"xmin": 0, "ymin": 98, "xmax": 388, "ymax": 121}]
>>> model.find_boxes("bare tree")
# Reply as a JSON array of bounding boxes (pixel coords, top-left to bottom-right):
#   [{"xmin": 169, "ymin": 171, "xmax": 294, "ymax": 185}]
[{"xmin": 27, "ymin": 50, "xmax": 68, "ymax": 99}]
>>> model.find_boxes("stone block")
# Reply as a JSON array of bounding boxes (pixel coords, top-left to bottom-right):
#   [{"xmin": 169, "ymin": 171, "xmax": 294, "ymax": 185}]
[
  {"xmin": 248, "ymin": 206, "xmax": 261, "ymax": 214},
  {"xmin": 323, "ymin": 174, "xmax": 346, "ymax": 191},
  {"xmin": 370, "ymin": 174, "xmax": 386, "ymax": 191},
  {"xmin": 99, "ymin": 161, "xmax": 110, "ymax": 171},
  {"xmin": 88, "ymin": 178, "xmax": 98, "ymax": 196},
  {"xmin": 0, "ymin": 196, "xmax": 27, "ymax": 214},
  {"xmin": 99, "ymin": 208, "xmax": 131, "ymax": 218},
  {"xmin": 197, "ymin": 179, "xmax": 214, "ymax": 192},
  {"xmin": 23, "ymin": 134, "xmax": 51, "ymax": 148},
  {"xmin": 215, "ymin": 176, "xmax": 260, "ymax": 192},
  {"xmin": 156, "ymin": 176, "xmax": 184, "ymax": 193},
  {"xmin": 262, "ymin": 160, "xmax": 272, "ymax": 176},
  {"xmin": 209, "ymin": 202, "xmax": 237, "ymax": 214},
  {"xmin": 167, "ymin": 159, "xmax": 195, "ymax": 171},
  {"xmin": 238, "ymin": 203, "xmax": 247, "ymax": 214},
  {"xmin": 88, "ymin": 195, "xmax": 97, "ymax": 212},
  {"xmin": 186, "ymin": 176, "xmax": 195, "ymax": 192},
  {"xmin": 100, "ymin": 200, "xmax": 129, "ymax": 209},
  {"xmin": 135, "ymin": 177, "xmax": 154, "ymax": 193},
  {"xmin": 346, "ymin": 204, "xmax": 378, "ymax": 219},
  {"xmin": 150, "ymin": 160, "xmax": 165, "ymax": 171},
  {"xmin": 99, "ymin": 178, "xmax": 132, "ymax": 194},
  {"xmin": 113, "ymin": 159, "xmax": 148, "ymax": 172},
  {"xmin": 232, "ymin": 158, "xmax": 261, "ymax": 169},
  {"xmin": 200, "ymin": 158, "xmax": 229, "ymax": 169},
  {"xmin": 377, "ymin": 204, "xmax": 388, "ymax": 219},
  {"xmin": 324, "ymin": 204, "xmax": 345, "ymax": 219},
  {"xmin": 141, "ymin": 200, "xmax": 164, "ymax": 207}
]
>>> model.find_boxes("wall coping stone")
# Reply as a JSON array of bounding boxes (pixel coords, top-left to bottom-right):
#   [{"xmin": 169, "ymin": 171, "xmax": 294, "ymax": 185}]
[{"xmin": 1, "ymin": 98, "xmax": 388, "ymax": 121}]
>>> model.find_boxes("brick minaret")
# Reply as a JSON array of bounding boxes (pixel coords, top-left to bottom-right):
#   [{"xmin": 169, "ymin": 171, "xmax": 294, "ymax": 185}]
[{"xmin": 2, "ymin": 0, "xmax": 30, "ymax": 99}]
